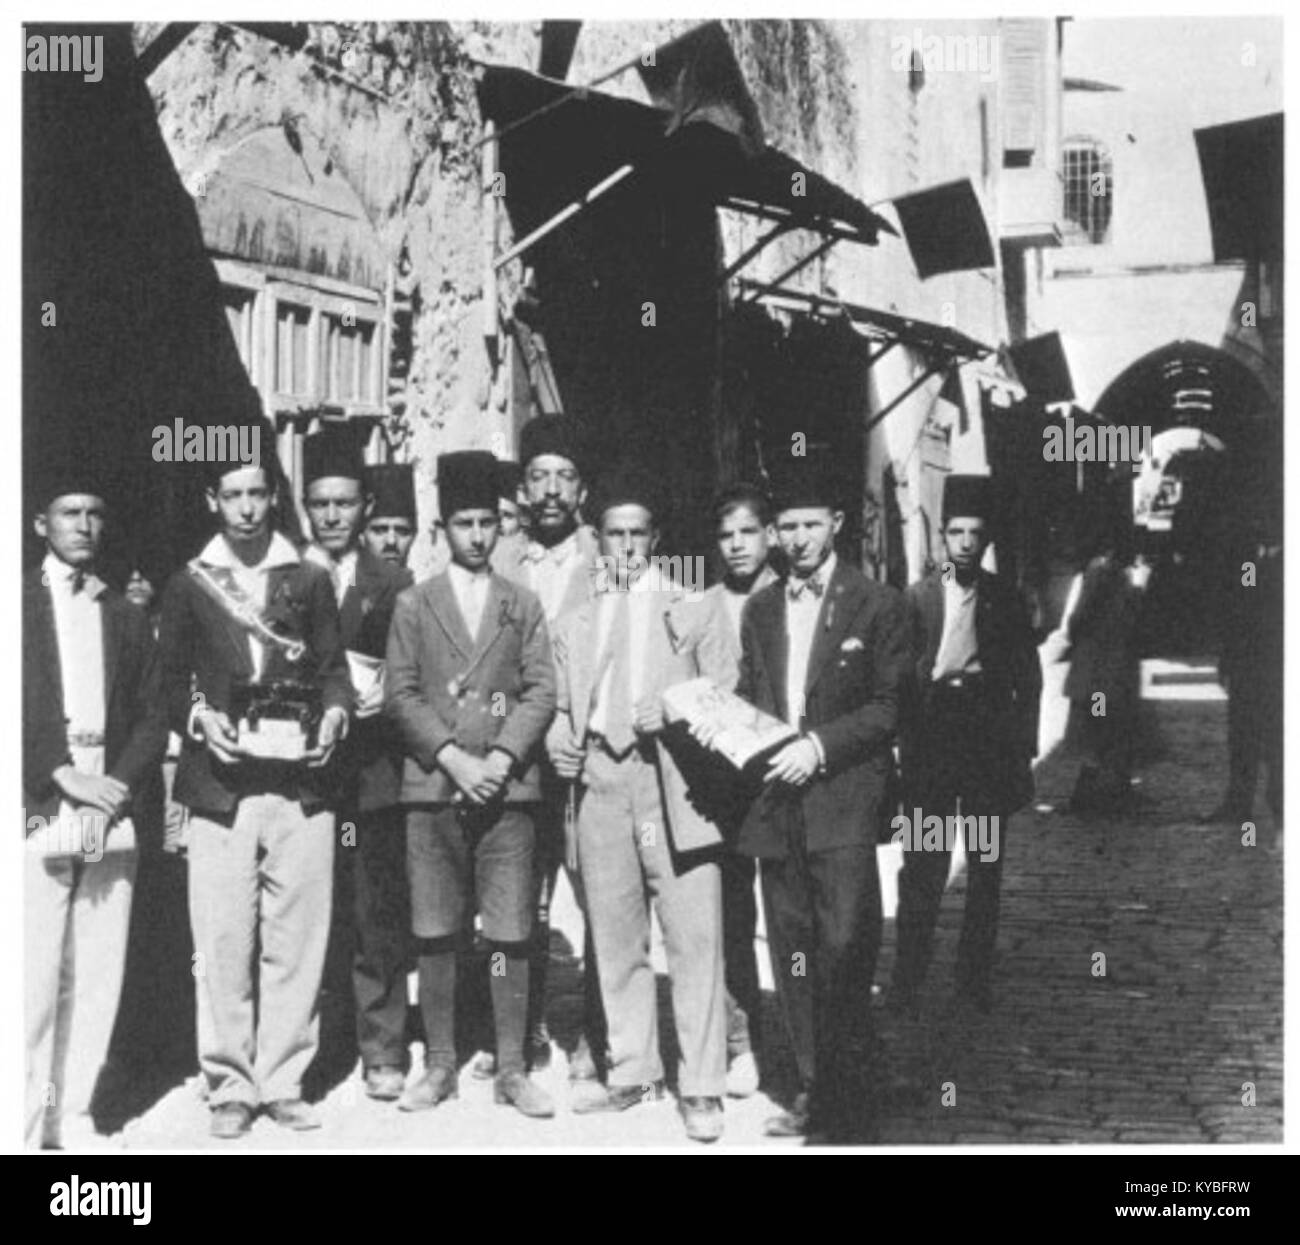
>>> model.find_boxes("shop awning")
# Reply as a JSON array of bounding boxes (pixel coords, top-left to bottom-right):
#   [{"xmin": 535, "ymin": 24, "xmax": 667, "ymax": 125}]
[
  {"xmin": 1194, "ymin": 112, "xmax": 1282, "ymax": 261},
  {"xmin": 475, "ymin": 60, "xmax": 895, "ymax": 272},
  {"xmin": 735, "ymin": 281, "xmax": 993, "ymax": 430}
]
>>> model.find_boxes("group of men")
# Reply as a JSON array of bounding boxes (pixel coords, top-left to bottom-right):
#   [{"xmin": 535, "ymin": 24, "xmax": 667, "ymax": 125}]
[{"xmin": 24, "ymin": 411, "xmax": 1044, "ymax": 1148}]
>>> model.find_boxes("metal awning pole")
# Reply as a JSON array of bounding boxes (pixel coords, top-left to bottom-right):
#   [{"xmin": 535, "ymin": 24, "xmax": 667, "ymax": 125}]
[
  {"xmin": 738, "ymin": 236, "xmax": 837, "ymax": 303},
  {"xmin": 722, "ymin": 219, "xmax": 795, "ymax": 283},
  {"xmin": 493, "ymin": 162, "xmax": 636, "ymax": 272},
  {"xmin": 864, "ymin": 363, "xmax": 943, "ymax": 432}
]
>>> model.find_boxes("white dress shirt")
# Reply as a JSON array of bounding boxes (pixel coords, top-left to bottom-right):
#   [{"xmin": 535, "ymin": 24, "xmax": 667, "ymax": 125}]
[
  {"xmin": 522, "ymin": 529, "xmax": 584, "ymax": 625},
  {"xmin": 448, "ymin": 561, "xmax": 492, "ymax": 643},
  {"xmin": 44, "ymin": 552, "xmax": 105, "ymax": 740},
  {"xmin": 932, "ymin": 575, "xmax": 982, "ymax": 680},
  {"xmin": 785, "ymin": 552, "xmax": 836, "ymax": 729},
  {"xmin": 588, "ymin": 565, "xmax": 665, "ymax": 737},
  {"xmin": 195, "ymin": 531, "xmax": 302, "ymax": 681}
]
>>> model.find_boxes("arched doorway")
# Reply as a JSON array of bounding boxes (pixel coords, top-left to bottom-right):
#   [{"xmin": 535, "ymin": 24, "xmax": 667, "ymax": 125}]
[{"xmin": 1092, "ymin": 340, "xmax": 1280, "ymax": 655}]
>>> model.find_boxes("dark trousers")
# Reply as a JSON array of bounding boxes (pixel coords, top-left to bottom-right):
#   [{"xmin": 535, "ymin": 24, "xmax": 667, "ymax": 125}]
[
  {"xmin": 722, "ymin": 851, "xmax": 761, "ymax": 1059},
  {"xmin": 352, "ymin": 806, "xmax": 411, "ymax": 1071},
  {"xmin": 1225, "ymin": 669, "xmax": 1283, "ymax": 819},
  {"xmin": 893, "ymin": 806, "xmax": 1005, "ymax": 998},
  {"xmin": 760, "ymin": 818, "xmax": 880, "ymax": 1132}
]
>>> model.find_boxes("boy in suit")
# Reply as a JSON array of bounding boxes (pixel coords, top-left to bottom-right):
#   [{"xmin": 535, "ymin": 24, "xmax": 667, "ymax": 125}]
[
  {"xmin": 299, "ymin": 429, "xmax": 416, "ymax": 1101},
  {"xmin": 547, "ymin": 466, "xmax": 732, "ymax": 1143},
  {"xmin": 385, "ymin": 451, "xmax": 557, "ymax": 1119},
  {"xmin": 703, "ymin": 483, "xmax": 778, "ymax": 1098},
  {"xmin": 891, "ymin": 474, "xmax": 1041, "ymax": 1013},
  {"xmin": 735, "ymin": 458, "xmax": 909, "ymax": 1143},
  {"xmin": 157, "ymin": 455, "xmax": 352, "ymax": 1139},
  {"xmin": 24, "ymin": 462, "xmax": 168, "ymax": 1148}
]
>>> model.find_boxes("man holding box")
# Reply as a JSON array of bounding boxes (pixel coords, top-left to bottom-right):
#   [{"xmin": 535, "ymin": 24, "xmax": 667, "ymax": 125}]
[{"xmin": 157, "ymin": 451, "xmax": 351, "ymax": 1139}]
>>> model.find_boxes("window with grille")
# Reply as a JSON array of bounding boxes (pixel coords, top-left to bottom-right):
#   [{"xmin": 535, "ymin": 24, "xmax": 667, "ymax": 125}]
[{"xmin": 1062, "ymin": 139, "xmax": 1113, "ymax": 244}]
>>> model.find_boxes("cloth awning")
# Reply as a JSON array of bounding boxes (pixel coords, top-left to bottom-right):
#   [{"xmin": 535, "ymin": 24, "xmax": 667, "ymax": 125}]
[
  {"xmin": 475, "ymin": 61, "xmax": 895, "ymax": 254},
  {"xmin": 1194, "ymin": 112, "xmax": 1282, "ymax": 261}
]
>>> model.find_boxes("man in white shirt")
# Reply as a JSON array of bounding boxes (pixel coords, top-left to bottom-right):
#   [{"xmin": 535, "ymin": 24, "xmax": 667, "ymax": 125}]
[
  {"xmin": 24, "ymin": 468, "xmax": 167, "ymax": 1148},
  {"xmin": 156, "ymin": 457, "xmax": 352, "ymax": 1139}
]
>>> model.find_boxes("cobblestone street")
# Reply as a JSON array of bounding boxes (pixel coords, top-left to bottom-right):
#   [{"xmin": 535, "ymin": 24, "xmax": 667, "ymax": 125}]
[{"xmin": 115, "ymin": 657, "xmax": 1283, "ymax": 1148}]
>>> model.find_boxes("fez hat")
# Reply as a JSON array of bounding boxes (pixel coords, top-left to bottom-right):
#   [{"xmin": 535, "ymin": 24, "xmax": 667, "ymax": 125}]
[
  {"xmin": 941, "ymin": 473, "xmax": 993, "ymax": 524},
  {"xmin": 437, "ymin": 451, "xmax": 501, "ymax": 521},
  {"xmin": 519, "ymin": 414, "xmax": 587, "ymax": 476},
  {"xmin": 589, "ymin": 462, "xmax": 667, "ymax": 526},
  {"xmin": 769, "ymin": 452, "xmax": 848, "ymax": 514},
  {"xmin": 496, "ymin": 458, "xmax": 522, "ymax": 501},
  {"xmin": 365, "ymin": 462, "xmax": 417, "ymax": 520},
  {"xmin": 302, "ymin": 423, "xmax": 365, "ymax": 487},
  {"xmin": 200, "ymin": 417, "xmax": 277, "ymax": 490},
  {"xmin": 31, "ymin": 443, "xmax": 120, "ymax": 511}
]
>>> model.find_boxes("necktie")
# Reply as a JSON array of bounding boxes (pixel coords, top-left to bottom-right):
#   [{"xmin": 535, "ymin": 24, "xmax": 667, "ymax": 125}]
[
  {"xmin": 599, "ymin": 592, "xmax": 636, "ymax": 755},
  {"xmin": 70, "ymin": 569, "xmax": 86, "ymax": 595}
]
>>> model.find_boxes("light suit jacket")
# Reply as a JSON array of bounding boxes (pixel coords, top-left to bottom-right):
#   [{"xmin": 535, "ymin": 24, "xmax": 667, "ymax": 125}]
[{"xmin": 548, "ymin": 578, "xmax": 737, "ymax": 854}]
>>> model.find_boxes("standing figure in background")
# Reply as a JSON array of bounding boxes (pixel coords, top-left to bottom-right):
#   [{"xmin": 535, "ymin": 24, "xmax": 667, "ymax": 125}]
[
  {"xmin": 1063, "ymin": 522, "xmax": 1150, "ymax": 816},
  {"xmin": 892, "ymin": 474, "xmax": 1041, "ymax": 1014},
  {"xmin": 495, "ymin": 415, "xmax": 608, "ymax": 1082},
  {"xmin": 702, "ymin": 482, "xmax": 778, "ymax": 1100},
  {"xmin": 300, "ymin": 430, "xmax": 415, "ymax": 1102}
]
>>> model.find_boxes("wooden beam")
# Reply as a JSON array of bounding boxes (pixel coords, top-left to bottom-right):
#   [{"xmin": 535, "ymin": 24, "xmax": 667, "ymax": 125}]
[{"xmin": 493, "ymin": 163, "xmax": 635, "ymax": 272}]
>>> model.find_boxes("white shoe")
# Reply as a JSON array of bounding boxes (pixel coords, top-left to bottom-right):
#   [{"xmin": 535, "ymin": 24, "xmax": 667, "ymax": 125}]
[{"xmin": 726, "ymin": 1051, "xmax": 760, "ymax": 1098}]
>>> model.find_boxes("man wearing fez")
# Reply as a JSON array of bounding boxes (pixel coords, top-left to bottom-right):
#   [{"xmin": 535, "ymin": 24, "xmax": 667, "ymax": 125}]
[
  {"xmin": 300, "ymin": 429, "xmax": 414, "ymax": 1103},
  {"xmin": 735, "ymin": 458, "xmax": 909, "ymax": 1143},
  {"xmin": 157, "ymin": 456, "xmax": 351, "ymax": 1139},
  {"xmin": 25, "ymin": 462, "xmax": 168, "ymax": 1148},
  {"xmin": 362, "ymin": 463, "xmax": 419, "ymax": 569},
  {"xmin": 496, "ymin": 414, "xmax": 607, "ymax": 1082},
  {"xmin": 385, "ymin": 451, "xmax": 557, "ymax": 1118},
  {"xmin": 891, "ymin": 473, "xmax": 1041, "ymax": 1014},
  {"xmin": 547, "ymin": 466, "xmax": 731, "ymax": 1143},
  {"xmin": 497, "ymin": 458, "xmax": 524, "ymax": 538}
]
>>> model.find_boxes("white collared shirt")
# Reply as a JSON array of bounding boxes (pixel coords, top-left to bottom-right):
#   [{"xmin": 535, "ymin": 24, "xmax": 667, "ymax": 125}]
[
  {"xmin": 195, "ymin": 530, "xmax": 300, "ymax": 680},
  {"xmin": 784, "ymin": 552, "xmax": 836, "ymax": 728},
  {"xmin": 448, "ymin": 561, "xmax": 492, "ymax": 643},
  {"xmin": 588, "ymin": 565, "xmax": 668, "ymax": 736},
  {"xmin": 932, "ymin": 574, "xmax": 982, "ymax": 680},
  {"xmin": 43, "ymin": 551, "xmax": 105, "ymax": 738},
  {"xmin": 522, "ymin": 529, "xmax": 584, "ymax": 625}
]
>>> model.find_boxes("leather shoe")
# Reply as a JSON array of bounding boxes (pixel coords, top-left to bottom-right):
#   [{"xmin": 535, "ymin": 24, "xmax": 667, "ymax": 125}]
[
  {"xmin": 364, "ymin": 1066, "xmax": 406, "ymax": 1101},
  {"xmin": 264, "ymin": 1099, "xmax": 321, "ymax": 1131},
  {"xmin": 763, "ymin": 1091, "xmax": 811, "ymax": 1137},
  {"xmin": 495, "ymin": 1069, "xmax": 556, "ymax": 1118},
  {"xmin": 680, "ymin": 1095, "xmax": 724, "ymax": 1143},
  {"xmin": 210, "ymin": 1102, "xmax": 253, "ymax": 1140},
  {"xmin": 571, "ymin": 1080, "xmax": 663, "ymax": 1114},
  {"xmin": 469, "ymin": 1051, "xmax": 497, "ymax": 1081},
  {"xmin": 398, "ymin": 1064, "xmax": 458, "ymax": 1112}
]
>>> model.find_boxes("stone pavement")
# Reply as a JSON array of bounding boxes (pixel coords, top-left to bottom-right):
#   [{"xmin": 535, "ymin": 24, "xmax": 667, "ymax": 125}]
[{"xmin": 109, "ymin": 657, "xmax": 1282, "ymax": 1149}]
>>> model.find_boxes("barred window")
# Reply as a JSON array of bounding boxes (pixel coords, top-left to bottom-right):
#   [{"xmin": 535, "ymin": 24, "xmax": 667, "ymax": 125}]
[{"xmin": 1062, "ymin": 138, "xmax": 1113, "ymax": 244}]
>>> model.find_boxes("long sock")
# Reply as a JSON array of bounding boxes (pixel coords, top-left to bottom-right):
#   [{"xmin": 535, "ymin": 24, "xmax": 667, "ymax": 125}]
[
  {"xmin": 490, "ymin": 952, "xmax": 530, "ymax": 1075},
  {"xmin": 417, "ymin": 950, "xmax": 457, "ymax": 1070}
]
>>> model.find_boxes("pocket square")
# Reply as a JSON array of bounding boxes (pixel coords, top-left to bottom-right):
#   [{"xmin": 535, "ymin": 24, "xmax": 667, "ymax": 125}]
[{"xmin": 840, "ymin": 637, "xmax": 865, "ymax": 652}]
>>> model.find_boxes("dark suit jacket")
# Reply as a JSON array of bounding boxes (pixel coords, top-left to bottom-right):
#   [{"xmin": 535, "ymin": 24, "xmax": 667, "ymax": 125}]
[
  {"xmin": 385, "ymin": 570, "xmax": 555, "ymax": 804},
  {"xmin": 901, "ymin": 569, "xmax": 1042, "ymax": 811},
  {"xmin": 335, "ymin": 549, "xmax": 414, "ymax": 813},
  {"xmin": 23, "ymin": 565, "xmax": 168, "ymax": 832},
  {"xmin": 736, "ymin": 560, "xmax": 909, "ymax": 858},
  {"xmin": 156, "ymin": 550, "xmax": 353, "ymax": 817}
]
